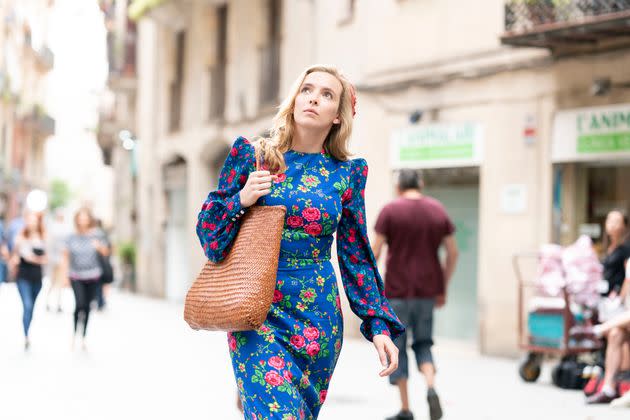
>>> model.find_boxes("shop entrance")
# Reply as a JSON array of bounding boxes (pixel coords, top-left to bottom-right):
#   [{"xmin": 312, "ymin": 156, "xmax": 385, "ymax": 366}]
[
  {"xmin": 554, "ymin": 161, "xmax": 630, "ymax": 252},
  {"xmin": 423, "ymin": 167, "xmax": 479, "ymax": 341}
]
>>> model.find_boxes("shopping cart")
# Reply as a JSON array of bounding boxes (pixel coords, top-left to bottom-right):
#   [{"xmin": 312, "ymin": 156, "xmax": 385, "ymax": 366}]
[{"xmin": 513, "ymin": 252, "xmax": 602, "ymax": 383}]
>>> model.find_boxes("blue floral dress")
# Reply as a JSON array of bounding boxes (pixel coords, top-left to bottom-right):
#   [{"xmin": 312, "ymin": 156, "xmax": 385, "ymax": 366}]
[{"xmin": 196, "ymin": 137, "xmax": 404, "ymax": 420}]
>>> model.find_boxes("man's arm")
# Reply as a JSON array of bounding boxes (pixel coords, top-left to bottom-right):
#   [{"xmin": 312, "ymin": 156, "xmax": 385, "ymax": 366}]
[
  {"xmin": 371, "ymin": 232, "xmax": 387, "ymax": 262},
  {"xmin": 436, "ymin": 234, "xmax": 459, "ymax": 307},
  {"xmin": 442, "ymin": 234, "xmax": 458, "ymax": 286}
]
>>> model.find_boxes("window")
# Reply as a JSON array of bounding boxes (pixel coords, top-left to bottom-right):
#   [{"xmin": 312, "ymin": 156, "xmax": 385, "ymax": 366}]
[
  {"xmin": 259, "ymin": 0, "xmax": 281, "ymax": 106},
  {"xmin": 209, "ymin": 5, "xmax": 227, "ymax": 120},
  {"xmin": 169, "ymin": 31, "xmax": 186, "ymax": 132}
]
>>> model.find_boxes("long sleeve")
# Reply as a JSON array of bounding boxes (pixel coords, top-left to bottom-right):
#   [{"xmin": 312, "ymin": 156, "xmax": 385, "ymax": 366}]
[
  {"xmin": 196, "ymin": 136, "xmax": 255, "ymax": 262},
  {"xmin": 336, "ymin": 158, "xmax": 405, "ymax": 341}
]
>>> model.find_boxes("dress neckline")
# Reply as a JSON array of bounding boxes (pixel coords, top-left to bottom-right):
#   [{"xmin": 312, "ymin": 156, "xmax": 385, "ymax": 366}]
[{"xmin": 286, "ymin": 149, "xmax": 325, "ymax": 156}]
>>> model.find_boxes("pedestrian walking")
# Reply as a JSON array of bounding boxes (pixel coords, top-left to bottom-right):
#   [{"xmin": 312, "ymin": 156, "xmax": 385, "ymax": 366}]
[
  {"xmin": 93, "ymin": 218, "xmax": 111, "ymax": 311},
  {"xmin": 46, "ymin": 208, "xmax": 70, "ymax": 312},
  {"xmin": 0, "ymin": 215, "xmax": 7, "ymax": 287},
  {"xmin": 4, "ymin": 211, "xmax": 25, "ymax": 281},
  {"xmin": 372, "ymin": 169, "xmax": 459, "ymax": 420},
  {"xmin": 196, "ymin": 64, "xmax": 405, "ymax": 419},
  {"xmin": 61, "ymin": 207, "xmax": 110, "ymax": 350},
  {"xmin": 12, "ymin": 211, "xmax": 47, "ymax": 350}
]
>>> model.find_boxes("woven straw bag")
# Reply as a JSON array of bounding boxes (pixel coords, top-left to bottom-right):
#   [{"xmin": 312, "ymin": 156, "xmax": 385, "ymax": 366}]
[{"xmin": 184, "ymin": 148, "xmax": 286, "ymax": 332}]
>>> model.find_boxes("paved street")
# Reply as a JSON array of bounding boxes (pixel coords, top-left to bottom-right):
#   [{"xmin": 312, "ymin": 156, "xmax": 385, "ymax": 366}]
[{"xmin": 0, "ymin": 282, "xmax": 627, "ymax": 420}]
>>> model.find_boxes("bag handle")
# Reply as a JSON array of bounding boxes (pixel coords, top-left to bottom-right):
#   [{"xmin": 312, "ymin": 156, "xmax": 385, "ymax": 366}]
[{"xmin": 254, "ymin": 142, "xmax": 264, "ymax": 172}]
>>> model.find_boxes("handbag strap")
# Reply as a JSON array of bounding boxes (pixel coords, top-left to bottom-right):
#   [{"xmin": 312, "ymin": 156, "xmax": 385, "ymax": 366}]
[{"xmin": 254, "ymin": 142, "xmax": 264, "ymax": 172}]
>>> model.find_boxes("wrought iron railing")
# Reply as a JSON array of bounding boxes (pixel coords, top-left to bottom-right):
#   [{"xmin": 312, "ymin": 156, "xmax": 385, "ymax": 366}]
[{"xmin": 504, "ymin": 0, "xmax": 630, "ymax": 32}]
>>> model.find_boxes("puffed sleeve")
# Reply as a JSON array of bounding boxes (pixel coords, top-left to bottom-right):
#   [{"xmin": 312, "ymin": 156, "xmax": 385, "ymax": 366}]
[
  {"xmin": 336, "ymin": 158, "xmax": 405, "ymax": 341},
  {"xmin": 196, "ymin": 136, "xmax": 256, "ymax": 262}
]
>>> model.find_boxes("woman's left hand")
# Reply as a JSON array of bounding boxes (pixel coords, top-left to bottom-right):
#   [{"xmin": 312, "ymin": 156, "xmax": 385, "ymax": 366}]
[
  {"xmin": 373, "ymin": 334, "xmax": 399, "ymax": 377},
  {"xmin": 91, "ymin": 240, "xmax": 108, "ymax": 256}
]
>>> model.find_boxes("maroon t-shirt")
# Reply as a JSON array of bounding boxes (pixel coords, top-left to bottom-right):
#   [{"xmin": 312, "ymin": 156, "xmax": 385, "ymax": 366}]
[{"xmin": 374, "ymin": 196, "xmax": 455, "ymax": 299}]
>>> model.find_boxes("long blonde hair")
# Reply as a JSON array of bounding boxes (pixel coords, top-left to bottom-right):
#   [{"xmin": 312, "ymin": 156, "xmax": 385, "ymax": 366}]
[{"xmin": 253, "ymin": 65, "xmax": 355, "ymax": 173}]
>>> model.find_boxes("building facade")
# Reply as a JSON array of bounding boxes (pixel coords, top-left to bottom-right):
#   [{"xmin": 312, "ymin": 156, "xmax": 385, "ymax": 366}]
[
  {"xmin": 128, "ymin": 0, "xmax": 630, "ymax": 356},
  {"xmin": 0, "ymin": 0, "xmax": 55, "ymax": 220},
  {"xmin": 98, "ymin": 0, "xmax": 139, "ymax": 288}
]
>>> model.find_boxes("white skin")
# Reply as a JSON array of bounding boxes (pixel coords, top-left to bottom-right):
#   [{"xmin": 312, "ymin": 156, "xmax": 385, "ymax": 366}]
[
  {"xmin": 239, "ymin": 71, "xmax": 399, "ymax": 377},
  {"xmin": 605, "ymin": 210, "xmax": 626, "ymax": 253}
]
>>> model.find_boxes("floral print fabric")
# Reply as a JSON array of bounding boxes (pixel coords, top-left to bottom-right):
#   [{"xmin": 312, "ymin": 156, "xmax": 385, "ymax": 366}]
[{"xmin": 196, "ymin": 137, "xmax": 404, "ymax": 419}]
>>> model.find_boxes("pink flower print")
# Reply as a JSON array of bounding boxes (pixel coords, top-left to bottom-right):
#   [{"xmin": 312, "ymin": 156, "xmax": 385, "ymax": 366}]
[
  {"xmin": 272, "ymin": 290, "xmax": 283, "ymax": 303},
  {"xmin": 201, "ymin": 221, "xmax": 216, "ymax": 230},
  {"xmin": 303, "ymin": 327, "xmax": 320, "ymax": 341},
  {"xmin": 302, "ymin": 207, "xmax": 321, "ymax": 222},
  {"xmin": 319, "ymin": 390, "xmax": 328, "ymax": 403},
  {"xmin": 336, "ymin": 295, "xmax": 341, "ymax": 309},
  {"xmin": 362, "ymin": 166, "xmax": 368, "ymax": 176},
  {"xmin": 274, "ymin": 173, "xmax": 287, "ymax": 183},
  {"xmin": 342, "ymin": 188, "xmax": 353, "ymax": 203},
  {"xmin": 283, "ymin": 370, "xmax": 293, "ymax": 381},
  {"xmin": 227, "ymin": 168, "xmax": 236, "ymax": 184},
  {"xmin": 228, "ymin": 334, "xmax": 237, "ymax": 351},
  {"xmin": 368, "ymin": 309, "xmax": 376, "ymax": 316},
  {"xmin": 209, "ymin": 241, "xmax": 219, "ymax": 250},
  {"xmin": 290, "ymin": 335, "xmax": 305, "ymax": 349},
  {"xmin": 304, "ymin": 223, "xmax": 323, "ymax": 236},
  {"xmin": 264, "ymin": 371, "xmax": 284, "ymax": 386},
  {"xmin": 230, "ymin": 146, "xmax": 238, "ymax": 157},
  {"xmin": 350, "ymin": 255, "xmax": 358, "ymax": 264},
  {"xmin": 306, "ymin": 342, "xmax": 320, "ymax": 357},
  {"xmin": 357, "ymin": 273, "xmax": 364, "ymax": 287},
  {"xmin": 268, "ymin": 356, "xmax": 285, "ymax": 370},
  {"xmin": 287, "ymin": 216, "xmax": 304, "ymax": 228},
  {"xmin": 239, "ymin": 174, "xmax": 247, "ymax": 184}
]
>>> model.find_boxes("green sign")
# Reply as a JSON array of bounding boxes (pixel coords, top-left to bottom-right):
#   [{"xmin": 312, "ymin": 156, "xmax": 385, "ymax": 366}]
[
  {"xmin": 578, "ymin": 133, "xmax": 630, "ymax": 153},
  {"xmin": 399, "ymin": 144, "xmax": 473, "ymax": 161},
  {"xmin": 576, "ymin": 109, "xmax": 630, "ymax": 154},
  {"xmin": 552, "ymin": 104, "xmax": 630, "ymax": 162},
  {"xmin": 392, "ymin": 123, "xmax": 482, "ymax": 167}
]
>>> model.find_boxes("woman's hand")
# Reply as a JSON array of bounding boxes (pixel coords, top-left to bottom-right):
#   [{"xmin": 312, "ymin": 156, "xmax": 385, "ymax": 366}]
[
  {"xmin": 239, "ymin": 170, "xmax": 274, "ymax": 208},
  {"xmin": 91, "ymin": 240, "xmax": 110, "ymax": 257},
  {"xmin": 373, "ymin": 334, "xmax": 399, "ymax": 377}
]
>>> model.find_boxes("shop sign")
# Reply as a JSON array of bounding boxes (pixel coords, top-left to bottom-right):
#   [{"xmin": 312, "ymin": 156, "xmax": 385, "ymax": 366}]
[
  {"xmin": 552, "ymin": 104, "xmax": 630, "ymax": 162},
  {"xmin": 390, "ymin": 122, "xmax": 483, "ymax": 169}
]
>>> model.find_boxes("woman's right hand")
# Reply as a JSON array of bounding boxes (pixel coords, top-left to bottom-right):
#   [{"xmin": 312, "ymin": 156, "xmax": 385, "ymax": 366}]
[{"xmin": 239, "ymin": 170, "xmax": 274, "ymax": 208}]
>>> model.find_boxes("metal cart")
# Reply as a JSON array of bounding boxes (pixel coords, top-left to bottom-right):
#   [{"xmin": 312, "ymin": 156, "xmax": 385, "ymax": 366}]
[{"xmin": 513, "ymin": 252, "xmax": 602, "ymax": 383}]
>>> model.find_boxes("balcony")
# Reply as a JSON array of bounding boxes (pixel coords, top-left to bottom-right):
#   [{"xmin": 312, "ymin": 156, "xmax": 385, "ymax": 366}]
[{"xmin": 502, "ymin": 0, "xmax": 630, "ymax": 53}]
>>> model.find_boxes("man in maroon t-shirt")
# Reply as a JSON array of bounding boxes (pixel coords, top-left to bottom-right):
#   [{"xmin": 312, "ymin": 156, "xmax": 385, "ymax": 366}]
[{"xmin": 372, "ymin": 169, "xmax": 458, "ymax": 420}]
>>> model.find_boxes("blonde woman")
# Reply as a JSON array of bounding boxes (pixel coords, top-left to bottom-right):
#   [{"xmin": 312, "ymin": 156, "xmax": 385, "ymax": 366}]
[{"xmin": 196, "ymin": 65, "xmax": 404, "ymax": 419}]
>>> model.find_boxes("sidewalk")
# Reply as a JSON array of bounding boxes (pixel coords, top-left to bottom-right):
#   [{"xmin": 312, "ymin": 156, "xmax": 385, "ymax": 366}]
[{"xmin": 0, "ymin": 283, "xmax": 626, "ymax": 420}]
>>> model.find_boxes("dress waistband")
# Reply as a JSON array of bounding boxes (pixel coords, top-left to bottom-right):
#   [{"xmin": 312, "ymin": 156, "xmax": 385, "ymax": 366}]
[{"xmin": 277, "ymin": 255, "xmax": 331, "ymax": 268}]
